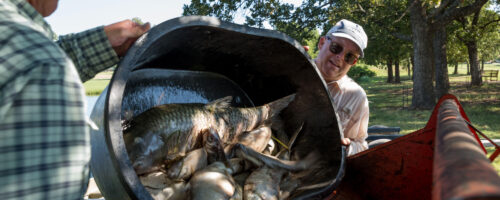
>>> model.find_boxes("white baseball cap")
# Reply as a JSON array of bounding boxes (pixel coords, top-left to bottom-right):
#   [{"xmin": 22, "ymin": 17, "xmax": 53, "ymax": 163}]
[{"xmin": 326, "ymin": 19, "xmax": 368, "ymax": 58}]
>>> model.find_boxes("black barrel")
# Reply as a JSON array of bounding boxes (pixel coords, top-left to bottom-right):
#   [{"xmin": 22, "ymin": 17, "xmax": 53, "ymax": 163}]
[{"xmin": 90, "ymin": 16, "xmax": 345, "ymax": 200}]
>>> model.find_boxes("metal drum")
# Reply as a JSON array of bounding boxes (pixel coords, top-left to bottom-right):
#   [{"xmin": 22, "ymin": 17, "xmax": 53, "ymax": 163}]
[{"xmin": 89, "ymin": 16, "xmax": 345, "ymax": 200}]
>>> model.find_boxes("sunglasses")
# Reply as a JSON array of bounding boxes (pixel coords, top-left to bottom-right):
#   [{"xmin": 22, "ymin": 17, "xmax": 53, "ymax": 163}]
[{"xmin": 326, "ymin": 37, "xmax": 359, "ymax": 65}]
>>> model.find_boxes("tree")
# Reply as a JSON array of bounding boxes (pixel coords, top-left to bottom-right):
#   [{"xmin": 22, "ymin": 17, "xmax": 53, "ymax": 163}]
[
  {"xmin": 407, "ymin": 0, "xmax": 488, "ymax": 108},
  {"xmin": 183, "ymin": 0, "xmax": 327, "ymax": 45},
  {"xmin": 455, "ymin": 7, "xmax": 500, "ymax": 86},
  {"xmin": 478, "ymin": 30, "xmax": 500, "ymax": 67},
  {"xmin": 387, "ymin": 58, "xmax": 394, "ymax": 83},
  {"xmin": 182, "ymin": 0, "xmax": 489, "ymax": 109},
  {"xmin": 447, "ymin": 22, "xmax": 468, "ymax": 75},
  {"xmin": 333, "ymin": 0, "xmax": 412, "ymax": 84}
]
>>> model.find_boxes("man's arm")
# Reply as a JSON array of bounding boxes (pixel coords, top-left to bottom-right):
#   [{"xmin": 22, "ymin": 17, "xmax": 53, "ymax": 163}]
[
  {"xmin": 56, "ymin": 26, "xmax": 119, "ymax": 82},
  {"xmin": 343, "ymin": 96, "xmax": 369, "ymax": 156},
  {"xmin": 56, "ymin": 20, "xmax": 149, "ymax": 82}
]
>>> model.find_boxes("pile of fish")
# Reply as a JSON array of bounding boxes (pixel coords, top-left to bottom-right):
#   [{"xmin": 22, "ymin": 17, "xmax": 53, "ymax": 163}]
[{"xmin": 123, "ymin": 94, "xmax": 320, "ymax": 199}]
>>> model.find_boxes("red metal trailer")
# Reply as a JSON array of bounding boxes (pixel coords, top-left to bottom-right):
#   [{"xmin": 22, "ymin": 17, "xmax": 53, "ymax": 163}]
[{"xmin": 330, "ymin": 94, "xmax": 500, "ymax": 200}]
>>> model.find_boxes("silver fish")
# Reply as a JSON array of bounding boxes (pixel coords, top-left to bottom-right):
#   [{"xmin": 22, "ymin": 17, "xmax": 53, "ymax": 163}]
[
  {"xmin": 123, "ymin": 94, "xmax": 295, "ymax": 174},
  {"xmin": 224, "ymin": 123, "xmax": 273, "ymax": 158},
  {"xmin": 167, "ymin": 128, "xmax": 226, "ymax": 180},
  {"xmin": 244, "ymin": 167, "xmax": 285, "ymax": 200},
  {"xmin": 166, "ymin": 148, "xmax": 207, "ymax": 180},
  {"xmin": 188, "ymin": 162, "xmax": 241, "ymax": 200},
  {"xmin": 231, "ymin": 143, "xmax": 318, "ymax": 171}
]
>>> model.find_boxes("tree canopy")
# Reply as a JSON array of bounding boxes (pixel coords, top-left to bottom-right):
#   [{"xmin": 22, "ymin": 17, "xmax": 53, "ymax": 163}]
[{"xmin": 182, "ymin": 0, "xmax": 499, "ymax": 109}]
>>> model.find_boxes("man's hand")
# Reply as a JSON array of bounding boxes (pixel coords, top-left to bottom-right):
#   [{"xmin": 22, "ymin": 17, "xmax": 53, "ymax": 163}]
[
  {"xmin": 104, "ymin": 20, "xmax": 151, "ymax": 57},
  {"xmin": 341, "ymin": 137, "xmax": 351, "ymax": 146}
]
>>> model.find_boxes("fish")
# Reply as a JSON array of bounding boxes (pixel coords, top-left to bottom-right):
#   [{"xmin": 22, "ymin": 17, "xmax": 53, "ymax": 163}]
[
  {"xmin": 188, "ymin": 161, "xmax": 242, "ymax": 200},
  {"xmin": 279, "ymin": 174, "xmax": 301, "ymax": 199},
  {"xmin": 139, "ymin": 172, "xmax": 188, "ymax": 200},
  {"xmin": 123, "ymin": 94, "xmax": 295, "ymax": 174},
  {"xmin": 166, "ymin": 128, "xmax": 226, "ymax": 180},
  {"xmin": 166, "ymin": 148, "xmax": 207, "ymax": 180},
  {"xmin": 145, "ymin": 181, "xmax": 188, "ymax": 200},
  {"xmin": 243, "ymin": 166, "xmax": 286, "ymax": 200},
  {"xmin": 232, "ymin": 143, "xmax": 319, "ymax": 170},
  {"xmin": 224, "ymin": 123, "xmax": 273, "ymax": 157},
  {"xmin": 203, "ymin": 128, "xmax": 227, "ymax": 164},
  {"xmin": 233, "ymin": 171, "xmax": 251, "ymax": 189},
  {"xmin": 230, "ymin": 123, "xmax": 316, "ymax": 171},
  {"xmin": 243, "ymin": 124, "xmax": 305, "ymax": 200}
]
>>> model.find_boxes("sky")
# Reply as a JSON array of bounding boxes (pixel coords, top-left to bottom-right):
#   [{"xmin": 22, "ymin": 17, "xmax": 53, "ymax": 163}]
[{"xmin": 45, "ymin": 0, "xmax": 304, "ymax": 35}]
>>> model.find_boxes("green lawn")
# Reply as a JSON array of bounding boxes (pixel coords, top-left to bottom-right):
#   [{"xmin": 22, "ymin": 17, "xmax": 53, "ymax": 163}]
[
  {"xmin": 361, "ymin": 63, "xmax": 500, "ymax": 174},
  {"xmin": 83, "ymin": 79, "xmax": 110, "ymax": 96},
  {"xmin": 361, "ymin": 63, "xmax": 500, "ymax": 136}
]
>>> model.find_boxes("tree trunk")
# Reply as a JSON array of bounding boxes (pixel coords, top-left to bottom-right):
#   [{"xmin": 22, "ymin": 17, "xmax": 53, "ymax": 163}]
[
  {"xmin": 454, "ymin": 63, "xmax": 458, "ymax": 74},
  {"xmin": 409, "ymin": 0, "xmax": 436, "ymax": 109},
  {"xmin": 481, "ymin": 59, "xmax": 484, "ymax": 71},
  {"xmin": 387, "ymin": 58, "xmax": 394, "ymax": 83},
  {"xmin": 433, "ymin": 26, "xmax": 450, "ymax": 99},
  {"xmin": 466, "ymin": 41, "xmax": 482, "ymax": 86},
  {"xmin": 395, "ymin": 59, "xmax": 401, "ymax": 83},
  {"xmin": 407, "ymin": 58, "xmax": 411, "ymax": 78},
  {"xmin": 411, "ymin": 54, "xmax": 415, "ymax": 81},
  {"xmin": 467, "ymin": 61, "xmax": 470, "ymax": 75}
]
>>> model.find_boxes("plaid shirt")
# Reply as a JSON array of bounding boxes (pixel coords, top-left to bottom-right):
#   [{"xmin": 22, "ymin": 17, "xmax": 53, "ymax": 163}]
[{"xmin": 0, "ymin": 0, "xmax": 119, "ymax": 199}]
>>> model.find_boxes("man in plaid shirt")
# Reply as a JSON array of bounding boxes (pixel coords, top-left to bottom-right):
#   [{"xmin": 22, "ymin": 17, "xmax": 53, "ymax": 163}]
[{"xmin": 0, "ymin": 0, "xmax": 150, "ymax": 199}]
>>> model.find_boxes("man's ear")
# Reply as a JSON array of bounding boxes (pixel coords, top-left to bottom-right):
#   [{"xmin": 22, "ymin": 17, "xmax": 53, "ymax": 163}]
[{"xmin": 318, "ymin": 36, "xmax": 327, "ymax": 50}]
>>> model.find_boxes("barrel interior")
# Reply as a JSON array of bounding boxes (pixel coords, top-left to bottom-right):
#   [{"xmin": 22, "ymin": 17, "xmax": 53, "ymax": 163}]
[{"xmin": 96, "ymin": 16, "xmax": 345, "ymax": 199}]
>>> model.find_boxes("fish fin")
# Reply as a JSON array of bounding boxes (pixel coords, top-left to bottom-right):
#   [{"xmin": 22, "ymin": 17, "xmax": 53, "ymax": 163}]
[
  {"xmin": 205, "ymin": 96, "xmax": 233, "ymax": 112},
  {"xmin": 233, "ymin": 143, "xmax": 318, "ymax": 171},
  {"xmin": 266, "ymin": 93, "xmax": 296, "ymax": 119},
  {"xmin": 288, "ymin": 122, "xmax": 304, "ymax": 149}
]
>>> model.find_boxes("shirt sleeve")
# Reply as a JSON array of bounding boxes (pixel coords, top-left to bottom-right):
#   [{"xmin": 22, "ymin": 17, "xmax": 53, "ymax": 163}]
[
  {"xmin": 56, "ymin": 26, "xmax": 119, "ymax": 82},
  {"xmin": 345, "ymin": 93, "xmax": 369, "ymax": 156}
]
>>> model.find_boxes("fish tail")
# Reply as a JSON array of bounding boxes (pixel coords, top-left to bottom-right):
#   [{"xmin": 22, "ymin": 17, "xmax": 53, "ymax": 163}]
[{"xmin": 266, "ymin": 93, "xmax": 296, "ymax": 119}]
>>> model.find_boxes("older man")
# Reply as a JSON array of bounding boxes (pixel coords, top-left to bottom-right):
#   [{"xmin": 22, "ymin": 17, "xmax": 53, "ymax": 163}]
[
  {"xmin": 0, "ymin": 0, "xmax": 149, "ymax": 199},
  {"xmin": 315, "ymin": 19, "xmax": 369, "ymax": 156}
]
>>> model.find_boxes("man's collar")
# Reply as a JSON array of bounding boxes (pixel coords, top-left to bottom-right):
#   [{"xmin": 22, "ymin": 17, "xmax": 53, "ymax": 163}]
[
  {"xmin": 9, "ymin": 0, "xmax": 56, "ymax": 39},
  {"xmin": 326, "ymin": 75, "xmax": 348, "ymax": 86}
]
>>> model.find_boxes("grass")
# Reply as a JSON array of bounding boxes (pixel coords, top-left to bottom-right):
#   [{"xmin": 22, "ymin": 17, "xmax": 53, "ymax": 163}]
[
  {"xmin": 83, "ymin": 70, "xmax": 113, "ymax": 96},
  {"xmin": 361, "ymin": 63, "xmax": 500, "ymax": 174},
  {"xmin": 360, "ymin": 63, "xmax": 500, "ymax": 136},
  {"xmin": 83, "ymin": 79, "xmax": 110, "ymax": 96}
]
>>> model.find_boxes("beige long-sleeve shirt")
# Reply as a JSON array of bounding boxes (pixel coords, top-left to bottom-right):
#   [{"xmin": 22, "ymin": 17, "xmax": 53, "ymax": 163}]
[{"xmin": 327, "ymin": 76, "xmax": 369, "ymax": 156}]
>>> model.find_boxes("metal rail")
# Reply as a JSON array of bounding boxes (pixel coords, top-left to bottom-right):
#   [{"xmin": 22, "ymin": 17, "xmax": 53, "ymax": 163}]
[{"xmin": 433, "ymin": 99, "xmax": 500, "ymax": 200}]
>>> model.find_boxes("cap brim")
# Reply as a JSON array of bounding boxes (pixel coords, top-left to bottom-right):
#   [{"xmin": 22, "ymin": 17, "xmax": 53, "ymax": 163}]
[{"xmin": 331, "ymin": 33, "xmax": 364, "ymax": 58}]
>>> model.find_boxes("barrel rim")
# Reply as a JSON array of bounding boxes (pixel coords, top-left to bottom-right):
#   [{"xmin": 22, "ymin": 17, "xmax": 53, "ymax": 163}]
[{"xmin": 101, "ymin": 15, "xmax": 346, "ymax": 199}]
